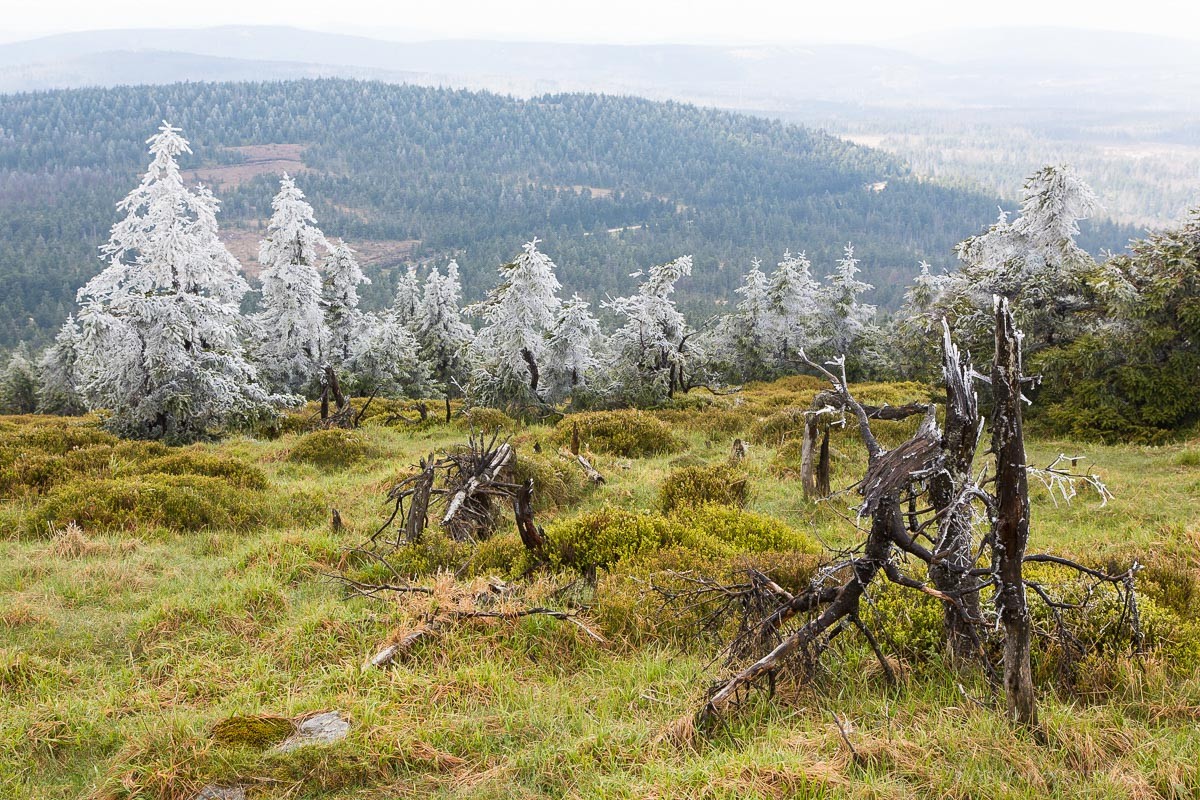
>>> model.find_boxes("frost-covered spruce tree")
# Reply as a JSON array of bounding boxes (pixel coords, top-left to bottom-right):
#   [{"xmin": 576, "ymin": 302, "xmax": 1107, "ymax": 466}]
[
  {"xmin": 467, "ymin": 239, "xmax": 562, "ymax": 410},
  {"xmin": 73, "ymin": 122, "xmax": 280, "ymax": 441},
  {"xmin": 605, "ymin": 255, "xmax": 701, "ymax": 404},
  {"xmin": 36, "ymin": 316, "xmax": 87, "ymax": 415},
  {"xmin": 349, "ymin": 311, "xmax": 428, "ymax": 399},
  {"xmin": 413, "ymin": 261, "xmax": 474, "ymax": 420},
  {"xmin": 891, "ymin": 261, "xmax": 950, "ymax": 380},
  {"xmin": 819, "ymin": 244, "xmax": 878, "ymax": 375},
  {"xmin": 766, "ymin": 250, "xmax": 821, "ymax": 364},
  {"xmin": 323, "ymin": 239, "xmax": 370, "ymax": 366},
  {"xmin": 391, "ymin": 264, "xmax": 422, "ymax": 327},
  {"xmin": 716, "ymin": 259, "xmax": 775, "ymax": 381},
  {"xmin": 944, "ymin": 164, "xmax": 1099, "ymax": 355},
  {"xmin": 0, "ymin": 350, "xmax": 38, "ymax": 414},
  {"xmin": 254, "ymin": 173, "xmax": 331, "ymax": 394},
  {"xmin": 543, "ymin": 293, "xmax": 603, "ymax": 406}
]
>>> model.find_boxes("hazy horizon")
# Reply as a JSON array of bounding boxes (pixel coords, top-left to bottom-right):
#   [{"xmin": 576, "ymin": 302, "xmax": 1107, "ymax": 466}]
[{"xmin": 3, "ymin": 1, "xmax": 1199, "ymax": 47}]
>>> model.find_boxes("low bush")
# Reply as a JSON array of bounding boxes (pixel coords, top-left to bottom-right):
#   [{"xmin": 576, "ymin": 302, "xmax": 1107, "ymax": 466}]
[
  {"xmin": 675, "ymin": 504, "xmax": 819, "ymax": 554},
  {"xmin": 287, "ymin": 429, "xmax": 379, "ymax": 469},
  {"xmin": 659, "ymin": 462, "xmax": 748, "ymax": 514},
  {"xmin": 129, "ymin": 451, "xmax": 269, "ymax": 490},
  {"xmin": 554, "ymin": 411, "xmax": 682, "ymax": 458},
  {"xmin": 546, "ymin": 508, "xmax": 683, "ymax": 571},
  {"xmin": 24, "ymin": 475, "xmax": 271, "ymax": 535},
  {"xmin": 509, "ymin": 453, "xmax": 589, "ymax": 512},
  {"xmin": 749, "ymin": 406, "xmax": 807, "ymax": 445}
]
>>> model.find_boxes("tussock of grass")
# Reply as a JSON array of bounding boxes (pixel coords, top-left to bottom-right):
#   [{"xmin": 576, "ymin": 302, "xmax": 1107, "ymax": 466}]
[
  {"xmin": 555, "ymin": 410, "xmax": 682, "ymax": 457},
  {"xmin": 287, "ymin": 428, "xmax": 380, "ymax": 468}
]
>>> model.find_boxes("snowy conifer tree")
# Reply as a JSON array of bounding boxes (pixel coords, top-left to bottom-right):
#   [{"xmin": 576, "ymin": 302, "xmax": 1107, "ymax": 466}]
[
  {"xmin": 543, "ymin": 293, "xmax": 604, "ymax": 405},
  {"xmin": 822, "ymin": 244, "xmax": 877, "ymax": 359},
  {"xmin": 391, "ymin": 264, "xmax": 422, "ymax": 327},
  {"xmin": 323, "ymin": 239, "xmax": 370, "ymax": 366},
  {"xmin": 945, "ymin": 164, "xmax": 1100, "ymax": 354},
  {"xmin": 467, "ymin": 239, "xmax": 562, "ymax": 409},
  {"xmin": 412, "ymin": 260, "xmax": 474, "ymax": 411},
  {"xmin": 766, "ymin": 250, "xmax": 821, "ymax": 363},
  {"xmin": 254, "ymin": 173, "xmax": 331, "ymax": 394},
  {"xmin": 348, "ymin": 312, "xmax": 427, "ymax": 399},
  {"xmin": 0, "ymin": 350, "xmax": 38, "ymax": 414},
  {"xmin": 716, "ymin": 259, "xmax": 775, "ymax": 381},
  {"xmin": 606, "ymin": 255, "xmax": 702, "ymax": 404},
  {"xmin": 72, "ymin": 122, "xmax": 281, "ymax": 441},
  {"xmin": 36, "ymin": 316, "xmax": 87, "ymax": 415}
]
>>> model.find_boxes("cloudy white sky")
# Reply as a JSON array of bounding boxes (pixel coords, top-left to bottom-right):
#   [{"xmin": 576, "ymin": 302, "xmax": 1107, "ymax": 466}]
[{"xmin": 2, "ymin": 0, "xmax": 1198, "ymax": 44}]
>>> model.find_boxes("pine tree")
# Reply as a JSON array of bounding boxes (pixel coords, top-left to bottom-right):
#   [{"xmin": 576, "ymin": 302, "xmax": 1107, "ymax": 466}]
[
  {"xmin": 822, "ymin": 244, "xmax": 877, "ymax": 360},
  {"xmin": 605, "ymin": 255, "xmax": 700, "ymax": 403},
  {"xmin": 391, "ymin": 264, "xmax": 422, "ymax": 327},
  {"xmin": 254, "ymin": 173, "xmax": 331, "ymax": 394},
  {"xmin": 349, "ymin": 312, "xmax": 428, "ymax": 398},
  {"xmin": 36, "ymin": 316, "xmax": 86, "ymax": 415},
  {"xmin": 0, "ymin": 350, "xmax": 38, "ymax": 414},
  {"xmin": 323, "ymin": 239, "xmax": 370, "ymax": 366},
  {"xmin": 718, "ymin": 259, "xmax": 774, "ymax": 381},
  {"xmin": 413, "ymin": 261, "xmax": 474, "ymax": 410},
  {"xmin": 766, "ymin": 250, "xmax": 821, "ymax": 363},
  {"xmin": 467, "ymin": 239, "xmax": 562, "ymax": 409},
  {"xmin": 543, "ymin": 293, "xmax": 603, "ymax": 405},
  {"xmin": 73, "ymin": 122, "xmax": 280, "ymax": 441},
  {"xmin": 946, "ymin": 164, "xmax": 1100, "ymax": 354}
]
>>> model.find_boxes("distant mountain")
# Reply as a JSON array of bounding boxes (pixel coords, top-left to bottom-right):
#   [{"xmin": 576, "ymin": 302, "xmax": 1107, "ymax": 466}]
[
  {"xmin": 0, "ymin": 78, "xmax": 1136, "ymax": 350},
  {"xmin": 3, "ymin": 25, "xmax": 1199, "ymax": 112}
]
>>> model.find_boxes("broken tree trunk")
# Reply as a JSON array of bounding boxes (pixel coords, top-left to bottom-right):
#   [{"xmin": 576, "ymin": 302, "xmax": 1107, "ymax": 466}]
[
  {"xmin": 574, "ymin": 453, "xmax": 605, "ymax": 484},
  {"xmin": 928, "ymin": 319, "xmax": 984, "ymax": 663},
  {"xmin": 730, "ymin": 438, "xmax": 748, "ymax": 462},
  {"xmin": 404, "ymin": 457, "xmax": 436, "ymax": 544},
  {"xmin": 992, "ymin": 297, "xmax": 1038, "ymax": 729},
  {"xmin": 513, "ymin": 478, "xmax": 546, "ymax": 555}
]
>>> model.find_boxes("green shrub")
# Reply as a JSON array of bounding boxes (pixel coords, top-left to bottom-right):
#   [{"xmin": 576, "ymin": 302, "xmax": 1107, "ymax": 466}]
[
  {"xmin": 287, "ymin": 429, "xmax": 379, "ymax": 469},
  {"xmin": 129, "ymin": 451, "xmax": 269, "ymax": 490},
  {"xmin": 458, "ymin": 407, "xmax": 520, "ymax": 433},
  {"xmin": 25, "ymin": 475, "xmax": 270, "ymax": 535},
  {"xmin": 659, "ymin": 463, "xmax": 748, "ymax": 514},
  {"xmin": 674, "ymin": 504, "xmax": 819, "ymax": 554},
  {"xmin": 468, "ymin": 532, "xmax": 535, "ymax": 578},
  {"xmin": 554, "ymin": 411, "xmax": 682, "ymax": 458},
  {"xmin": 768, "ymin": 439, "xmax": 805, "ymax": 478},
  {"xmin": 1177, "ymin": 449, "xmax": 1200, "ymax": 467},
  {"xmin": 546, "ymin": 508, "xmax": 684, "ymax": 571},
  {"xmin": 860, "ymin": 577, "xmax": 944, "ymax": 660},
  {"xmin": 509, "ymin": 453, "xmax": 589, "ymax": 512}
]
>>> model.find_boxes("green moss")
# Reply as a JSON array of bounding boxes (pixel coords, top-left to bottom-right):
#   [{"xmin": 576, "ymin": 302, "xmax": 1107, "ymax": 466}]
[
  {"xmin": 287, "ymin": 429, "xmax": 379, "ymax": 469},
  {"xmin": 659, "ymin": 463, "xmax": 749, "ymax": 514},
  {"xmin": 546, "ymin": 508, "xmax": 684, "ymax": 571},
  {"xmin": 554, "ymin": 411, "xmax": 682, "ymax": 458},
  {"xmin": 210, "ymin": 714, "xmax": 296, "ymax": 748}
]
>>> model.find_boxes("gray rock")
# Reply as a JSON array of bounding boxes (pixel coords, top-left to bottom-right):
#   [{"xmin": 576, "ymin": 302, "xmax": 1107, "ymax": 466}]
[
  {"xmin": 273, "ymin": 711, "xmax": 350, "ymax": 752},
  {"xmin": 194, "ymin": 786, "xmax": 246, "ymax": 800}
]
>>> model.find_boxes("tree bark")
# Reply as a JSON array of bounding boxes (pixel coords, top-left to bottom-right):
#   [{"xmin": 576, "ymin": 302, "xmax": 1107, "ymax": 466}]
[{"xmin": 991, "ymin": 297, "xmax": 1038, "ymax": 729}]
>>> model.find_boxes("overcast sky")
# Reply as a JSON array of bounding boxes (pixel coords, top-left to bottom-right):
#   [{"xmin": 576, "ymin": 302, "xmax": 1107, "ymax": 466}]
[{"xmin": 2, "ymin": 0, "xmax": 1198, "ymax": 44}]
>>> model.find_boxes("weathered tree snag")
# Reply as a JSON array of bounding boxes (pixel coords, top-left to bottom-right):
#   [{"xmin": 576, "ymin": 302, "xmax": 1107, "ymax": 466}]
[
  {"xmin": 441, "ymin": 439, "xmax": 514, "ymax": 539},
  {"xmin": 816, "ymin": 428, "xmax": 831, "ymax": 497},
  {"xmin": 570, "ymin": 421, "xmax": 581, "ymax": 456},
  {"xmin": 992, "ymin": 297, "xmax": 1038, "ymax": 729},
  {"xmin": 730, "ymin": 438, "xmax": 748, "ymax": 462},
  {"xmin": 929, "ymin": 320, "xmax": 984, "ymax": 662},
  {"xmin": 404, "ymin": 457, "xmax": 435, "ymax": 544},
  {"xmin": 513, "ymin": 478, "xmax": 546, "ymax": 555},
  {"xmin": 317, "ymin": 365, "xmax": 353, "ymax": 428}
]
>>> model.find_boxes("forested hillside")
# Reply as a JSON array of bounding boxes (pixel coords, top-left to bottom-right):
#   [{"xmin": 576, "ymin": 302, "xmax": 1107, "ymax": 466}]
[{"xmin": 0, "ymin": 78, "xmax": 1131, "ymax": 348}]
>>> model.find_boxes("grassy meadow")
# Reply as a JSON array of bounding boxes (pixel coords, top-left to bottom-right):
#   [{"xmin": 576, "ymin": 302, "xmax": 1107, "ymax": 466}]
[{"xmin": 2, "ymin": 377, "xmax": 1199, "ymax": 799}]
